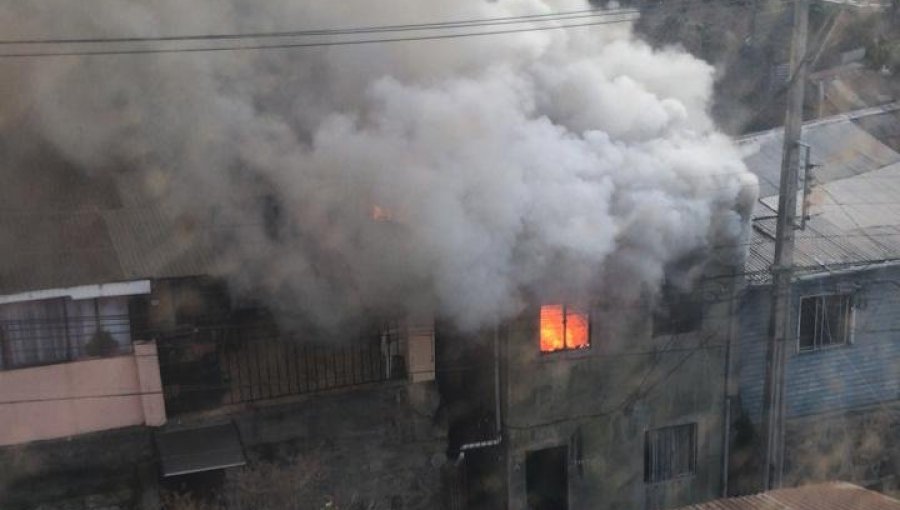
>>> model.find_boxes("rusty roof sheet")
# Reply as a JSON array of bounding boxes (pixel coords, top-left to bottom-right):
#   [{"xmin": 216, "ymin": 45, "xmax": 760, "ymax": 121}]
[{"xmin": 678, "ymin": 482, "xmax": 900, "ymax": 510}]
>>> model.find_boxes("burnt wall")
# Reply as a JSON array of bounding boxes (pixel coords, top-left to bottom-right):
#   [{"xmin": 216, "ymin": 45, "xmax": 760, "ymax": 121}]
[
  {"xmin": 500, "ymin": 273, "xmax": 738, "ymax": 510},
  {"xmin": 171, "ymin": 381, "xmax": 449, "ymax": 510}
]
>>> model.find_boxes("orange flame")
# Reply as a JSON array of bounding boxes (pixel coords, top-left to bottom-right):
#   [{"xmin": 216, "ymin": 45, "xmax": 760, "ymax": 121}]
[{"xmin": 540, "ymin": 304, "xmax": 589, "ymax": 352}]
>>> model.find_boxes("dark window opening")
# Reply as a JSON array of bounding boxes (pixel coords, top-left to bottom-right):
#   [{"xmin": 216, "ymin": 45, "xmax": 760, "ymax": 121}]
[
  {"xmin": 798, "ymin": 294, "xmax": 852, "ymax": 352},
  {"xmin": 652, "ymin": 285, "xmax": 702, "ymax": 337},
  {"xmin": 526, "ymin": 446, "xmax": 568, "ymax": 510},
  {"xmin": 644, "ymin": 423, "xmax": 697, "ymax": 483}
]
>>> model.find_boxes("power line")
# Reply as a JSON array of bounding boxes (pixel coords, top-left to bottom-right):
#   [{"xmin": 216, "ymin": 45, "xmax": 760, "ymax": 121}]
[
  {"xmin": 0, "ymin": 0, "xmax": 789, "ymax": 58},
  {"xmin": 0, "ymin": 7, "xmax": 636, "ymax": 46},
  {"xmin": 0, "ymin": 14, "xmax": 639, "ymax": 59}
]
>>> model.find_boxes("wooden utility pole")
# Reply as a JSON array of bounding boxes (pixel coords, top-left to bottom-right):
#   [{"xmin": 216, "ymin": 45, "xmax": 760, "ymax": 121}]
[{"xmin": 761, "ymin": 0, "xmax": 810, "ymax": 491}]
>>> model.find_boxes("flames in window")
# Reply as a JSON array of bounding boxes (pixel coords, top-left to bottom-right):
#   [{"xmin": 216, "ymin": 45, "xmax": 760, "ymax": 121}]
[{"xmin": 540, "ymin": 304, "xmax": 590, "ymax": 353}]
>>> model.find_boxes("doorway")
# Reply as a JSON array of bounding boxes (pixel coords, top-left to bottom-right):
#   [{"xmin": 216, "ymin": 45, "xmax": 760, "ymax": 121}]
[{"xmin": 526, "ymin": 446, "xmax": 568, "ymax": 510}]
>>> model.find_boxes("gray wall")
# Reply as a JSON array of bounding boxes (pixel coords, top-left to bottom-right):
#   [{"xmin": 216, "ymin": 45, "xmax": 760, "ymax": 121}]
[{"xmin": 501, "ymin": 273, "xmax": 737, "ymax": 509}]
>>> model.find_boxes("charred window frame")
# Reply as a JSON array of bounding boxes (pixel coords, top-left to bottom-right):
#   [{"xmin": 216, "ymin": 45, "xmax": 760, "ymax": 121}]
[
  {"xmin": 644, "ymin": 423, "xmax": 697, "ymax": 483},
  {"xmin": 652, "ymin": 284, "xmax": 702, "ymax": 337},
  {"xmin": 539, "ymin": 304, "xmax": 591, "ymax": 354},
  {"xmin": 798, "ymin": 294, "xmax": 854, "ymax": 352}
]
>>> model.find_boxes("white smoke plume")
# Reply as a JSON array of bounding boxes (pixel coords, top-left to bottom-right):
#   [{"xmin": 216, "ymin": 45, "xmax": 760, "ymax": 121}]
[{"xmin": 0, "ymin": 0, "xmax": 757, "ymax": 331}]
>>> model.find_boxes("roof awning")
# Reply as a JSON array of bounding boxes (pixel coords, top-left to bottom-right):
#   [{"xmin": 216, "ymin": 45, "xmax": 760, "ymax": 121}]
[
  {"xmin": 0, "ymin": 279, "xmax": 151, "ymax": 305},
  {"xmin": 155, "ymin": 422, "xmax": 246, "ymax": 477}
]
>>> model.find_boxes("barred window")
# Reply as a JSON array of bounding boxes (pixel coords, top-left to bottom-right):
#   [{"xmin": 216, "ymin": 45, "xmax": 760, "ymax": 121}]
[
  {"xmin": 644, "ymin": 423, "xmax": 697, "ymax": 483},
  {"xmin": 0, "ymin": 297, "xmax": 132, "ymax": 370},
  {"xmin": 798, "ymin": 294, "xmax": 852, "ymax": 352}
]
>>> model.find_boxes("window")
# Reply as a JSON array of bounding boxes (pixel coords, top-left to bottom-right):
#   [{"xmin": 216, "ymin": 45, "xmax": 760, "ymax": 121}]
[
  {"xmin": 0, "ymin": 297, "xmax": 132, "ymax": 369},
  {"xmin": 798, "ymin": 294, "xmax": 853, "ymax": 352},
  {"xmin": 644, "ymin": 423, "xmax": 697, "ymax": 483},
  {"xmin": 652, "ymin": 285, "xmax": 702, "ymax": 337},
  {"xmin": 539, "ymin": 304, "xmax": 590, "ymax": 353}
]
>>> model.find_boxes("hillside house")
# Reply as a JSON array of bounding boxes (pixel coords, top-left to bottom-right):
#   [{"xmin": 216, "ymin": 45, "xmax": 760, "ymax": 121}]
[
  {"xmin": 0, "ymin": 157, "xmax": 444, "ymax": 509},
  {"xmin": 732, "ymin": 103, "xmax": 900, "ymax": 495},
  {"xmin": 440, "ymin": 250, "xmax": 749, "ymax": 509}
]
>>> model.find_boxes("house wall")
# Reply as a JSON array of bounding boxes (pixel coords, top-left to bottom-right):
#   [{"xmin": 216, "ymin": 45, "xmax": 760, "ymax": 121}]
[
  {"xmin": 0, "ymin": 340, "xmax": 165, "ymax": 446},
  {"xmin": 738, "ymin": 265, "xmax": 900, "ymax": 423},
  {"xmin": 735, "ymin": 264, "xmax": 900, "ymax": 491},
  {"xmin": 501, "ymin": 273, "xmax": 737, "ymax": 510}
]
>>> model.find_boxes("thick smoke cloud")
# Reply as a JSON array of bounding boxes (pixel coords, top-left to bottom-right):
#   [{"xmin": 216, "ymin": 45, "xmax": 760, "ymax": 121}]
[{"xmin": 0, "ymin": 0, "xmax": 757, "ymax": 330}]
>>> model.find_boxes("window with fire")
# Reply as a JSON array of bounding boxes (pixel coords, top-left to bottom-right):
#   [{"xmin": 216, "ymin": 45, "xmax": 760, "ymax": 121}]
[{"xmin": 540, "ymin": 304, "xmax": 590, "ymax": 353}]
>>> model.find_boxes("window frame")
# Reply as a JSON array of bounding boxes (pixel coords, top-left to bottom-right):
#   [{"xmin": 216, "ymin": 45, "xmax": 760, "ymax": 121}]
[
  {"xmin": 644, "ymin": 422, "xmax": 698, "ymax": 484},
  {"xmin": 796, "ymin": 293, "xmax": 855, "ymax": 354},
  {"xmin": 0, "ymin": 296, "xmax": 134, "ymax": 371},
  {"xmin": 538, "ymin": 303, "xmax": 592, "ymax": 355}
]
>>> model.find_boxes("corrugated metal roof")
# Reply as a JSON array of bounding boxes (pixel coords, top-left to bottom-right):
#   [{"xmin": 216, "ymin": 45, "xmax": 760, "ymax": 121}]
[
  {"xmin": 740, "ymin": 103, "xmax": 900, "ymax": 198},
  {"xmin": 745, "ymin": 216, "xmax": 900, "ymax": 284},
  {"xmin": 743, "ymin": 104, "xmax": 900, "ymax": 283},
  {"xmin": 678, "ymin": 482, "xmax": 900, "ymax": 510},
  {"xmin": 0, "ymin": 206, "xmax": 215, "ymax": 295},
  {"xmin": 102, "ymin": 207, "xmax": 215, "ymax": 281},
  {"xmin": 853, "ymin": 106, "xmax": 900, "ymax": 152}
]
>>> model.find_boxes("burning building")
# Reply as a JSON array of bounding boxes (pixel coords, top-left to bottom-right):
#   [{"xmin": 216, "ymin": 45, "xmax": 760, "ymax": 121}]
[{"xmin": 0, "ymin": 0, "xmax": 758, "ymax": 509}]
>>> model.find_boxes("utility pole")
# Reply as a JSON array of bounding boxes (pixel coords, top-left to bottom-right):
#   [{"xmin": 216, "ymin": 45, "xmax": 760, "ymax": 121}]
[{"xmin": 761, "ymin": 0, "xmax": 809, "ymax": 491}]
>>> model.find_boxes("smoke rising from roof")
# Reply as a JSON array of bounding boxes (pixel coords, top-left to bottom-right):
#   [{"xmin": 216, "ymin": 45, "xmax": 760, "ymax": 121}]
[{"xmin": 1, "ymin": 0, "xmax": 758, "ymax": 330}]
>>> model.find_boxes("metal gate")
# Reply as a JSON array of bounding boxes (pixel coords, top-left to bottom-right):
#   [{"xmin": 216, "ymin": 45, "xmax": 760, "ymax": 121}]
[{"xmin": 158, "ymin": 322, "xmax": 404, "ymax": 415}]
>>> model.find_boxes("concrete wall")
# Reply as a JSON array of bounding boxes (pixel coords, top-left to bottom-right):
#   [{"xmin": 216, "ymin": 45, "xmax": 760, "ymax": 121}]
[
  {"xmin": 0, "ymin": 341, "xmax": 166, "ymax": 446},
  {"xmin": 500, "ymin": 273, "xmax": 737, "ymax": 510}
]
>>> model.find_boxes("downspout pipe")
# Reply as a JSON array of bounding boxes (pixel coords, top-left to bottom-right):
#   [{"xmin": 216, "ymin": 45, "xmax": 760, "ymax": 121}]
[{"xmin": 722, "ymin": 271, "xmax": 741, "ymax": 497}]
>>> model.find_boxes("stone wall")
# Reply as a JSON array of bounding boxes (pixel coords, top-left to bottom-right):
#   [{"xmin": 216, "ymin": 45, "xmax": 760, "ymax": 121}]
[{"xmin": 784, "ymin": 403, "xmax": 900, "ymax": 495}]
